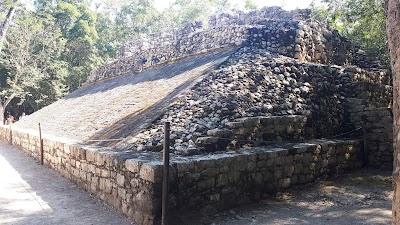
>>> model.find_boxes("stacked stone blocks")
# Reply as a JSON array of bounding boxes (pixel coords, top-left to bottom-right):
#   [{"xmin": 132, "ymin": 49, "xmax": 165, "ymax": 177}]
[{"xmin": 0, "ymin": 125, "xmax": 362, "ymax": 225}]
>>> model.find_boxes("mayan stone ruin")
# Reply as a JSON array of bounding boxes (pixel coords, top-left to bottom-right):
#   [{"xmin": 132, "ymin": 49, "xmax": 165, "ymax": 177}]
[{"xmin": 0, "ymin": 7, "xmax": 393, "ymax": 225}]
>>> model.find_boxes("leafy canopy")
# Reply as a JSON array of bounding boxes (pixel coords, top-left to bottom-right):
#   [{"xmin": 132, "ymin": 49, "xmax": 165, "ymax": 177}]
[{"xmin": 311, "ymin": 0, "xmax": 388, "ymax": 66}]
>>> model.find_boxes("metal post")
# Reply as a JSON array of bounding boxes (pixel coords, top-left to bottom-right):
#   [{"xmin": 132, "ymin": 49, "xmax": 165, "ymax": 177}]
[
  {"xmin": 39, "ymin": 123, "xmax": 44, "ymax": 165},
  {"xmin": 9, "ymin": 123, "xmax": 12, "ymax": 145},
  {"xmin": 162, "ymin": 122, "xmax": 170, "ymax": 225},
  {"xmin": 363, "ymin": 125, "xmax": 368, "ymax": 168}
]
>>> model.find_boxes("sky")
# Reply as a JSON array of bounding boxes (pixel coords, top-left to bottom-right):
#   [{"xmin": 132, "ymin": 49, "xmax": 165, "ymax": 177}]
[
  {"xmin": 20, "ymin": 0, "xmax": 317, "ymax": 12},
  {"xmin": 153, "ymin": 0, "xmax": 316, "ymax": 11}
]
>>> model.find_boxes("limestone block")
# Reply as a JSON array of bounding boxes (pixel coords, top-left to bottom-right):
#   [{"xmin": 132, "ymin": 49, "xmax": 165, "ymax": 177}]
[
  {"xmin": 328, "ymin": 157, "xmax": 337, "ymax": 165},
  {"xmin": 227, "ymin": 171, "xmax": 240, "ymax": 183},
  {"xmin": 274, "ymin": 170, "xmax": 283, "ymax": 180},
  {"xmin": 294, "ymin": 163, "xmax": 303, "ymax": 174},
  {"xmin": 197, "ymin": 177, "xmax": 215, "ymax": 191},
  {"xmin": 219, "ymin": 165, "xmax": 229, "ymax": 173},
  {"xmin": 321, "ymin": 159, "xmax": 329, "ymax": 168},
  {"xmin": 79, "ymin": 171, "xmax": 87, "ymax": 180},
  {"xmin": 86, "ymin": 173, "xmax": 92, "ymax": 182},
  {"xmin": 195, "ymin": 137, "xmax": 219, "ymax": 147},
  {"xmin": 294, "ymin": 154, "xmax": 303, "ymax": 162},
  {"xmin": 117, "ymin": 173, "xmax": 126, "ymax": 186},
  {"xmin": 70, "ymin": 159, "xmax": 76, "ymax": 167},
  {"xmin": 206, "ymin": 128, "xmax": 232, "ymax": 137},
  {"xmin": 94, "ymin": 152, "xmax": 106, "ymax": 166},
  {"xmin": 103, "ymin": 153, "xmax": 115, "ymax": 169},
  {"xmin": 71, "ymin": 146, "xmax": 86, "ymax": 160},
  {"xmin": 202, "ymin": 168, "xmax": 219, "ymax": 177},
  {"xmin": 110, "ymin": 171, "xmax": 117, "ymax": 180},
  {"xmin": 216, "ymin": 174, "xmax": 228, "ymax": 187},
  {"xmin": 100, "ymin": 169, "xmax": 111, "ymax": 178},
  {"xmin": 125, "ymin": 159, "xmax": 141, "ymax": 173},
  {"xmin": 99, "ymin": 178, "xmax": 113, "ymax": 194},
  {"xmin": 72, "ymin": 168, "xmax": 80, "ymax": 178},
  {"xmin": 256, "ymin": 160, "xmax": 266, "ymax": 168},
  {"xmin": 140, "ymin": 163, "xmax": 162, "ymax": 183},
  {"xmin": 280, "ymin": 178, "xmax": 291, "ymax": 188},
  {"xmin": 88, "ymin": 164, "xmax": 96, "ymax": 173},
  {"xmin": 130, "ymin": 178, "xmax": 140, "ymax": 189},
  {"xmin": 184, "ymin": 172, "xmax": 201, "ymax": 184},
  {"xmin": 225, "ymin": 122, "xmax": 244, "ymax": 129},
  {"xmin": 118, "ymin": 187, "xmax": 127, "ymax": 200}
]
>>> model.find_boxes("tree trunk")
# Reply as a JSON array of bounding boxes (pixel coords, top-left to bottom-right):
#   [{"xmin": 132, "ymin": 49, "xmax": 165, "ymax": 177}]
[
  {"xmin": 385, "ymin": 1, "xmax": 400, "ymax": 224},
  {"xmin": 0, "ymin": 0, "xmax": 17, "ymax": 53},
  {"xmin": 0, "ymin": 94, "xmax": 16, "ymax": 125},
  {"xmin": 0, "ymin": 104, "xmax": 4, "ymax": 125}
]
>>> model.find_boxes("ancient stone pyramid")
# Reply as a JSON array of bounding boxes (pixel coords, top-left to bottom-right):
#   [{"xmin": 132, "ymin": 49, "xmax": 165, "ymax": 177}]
[{"xmin": 15, "ymin": 7, "xmax": 392, "ymax": 157}]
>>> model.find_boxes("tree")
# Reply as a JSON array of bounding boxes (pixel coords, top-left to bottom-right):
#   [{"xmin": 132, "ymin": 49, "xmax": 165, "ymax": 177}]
[
  {"xmin": 162, "ymin": 0, "xmax": 232, "ymax": 29},
  {"xmin": 34, "ymin": 0, "xmax": 99, "ymax": 91},
  {"xmin": 91, "ymin": 0, "xmax": 236, "ymax": 62},
  {"xmin": 0, "ymin": 0, "xmax": 18, "ymax": 53},
  {"xmin": 384, "ymin": 1, "xmax": 400, "ymax": 223},
  {"xmin": 311, "ymin": 0, "xmax": 388, "ymax": 66},
  {"xmin": 52, "ymin": 1, "xmax": 99, "ymax": 90},
  {"xmin": 244, "ymin": 0, "xmax": 258, "ymax": 11},
  {"xmin": 114, "ymin": 0, "xmax": 160, "ymax": 40},
  {"xmin": 0, "ymin": 11, "xmax": 67, "ymax": 123}
]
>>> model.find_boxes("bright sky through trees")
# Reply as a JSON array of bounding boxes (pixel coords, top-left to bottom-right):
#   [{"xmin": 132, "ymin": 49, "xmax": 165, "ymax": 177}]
[{"xmin": 153, "ymin": 0, "xmax": 315, "ymax": 11}]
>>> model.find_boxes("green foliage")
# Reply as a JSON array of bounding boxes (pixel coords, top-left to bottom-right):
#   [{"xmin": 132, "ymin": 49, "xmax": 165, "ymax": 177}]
[
  {"xmin": 245, "ymin": 0, "xmax": 258, "ymax": 11},
  {"xmin": 162, "ymin": 0, "xmax": 232, "ymax": 29},
  {"xmin": 0, "ymin": 0, "xmax": 256, "ymax": 116},
  {"xmin": 53, "ymin": 1, "xmax": 98, "ymax": 90},
  {"xmin": 0, "ymin": 9, "xmax": 67, "ymax": 112},
  {"xmin": 33, "ymin": 0, "xmax": 99, "ymax": 90},
  {"xmin": 94, "ymin": 13, "xmax": 119, "ymax": 60},
  {"xmin": 114, "ymin": 0, "xmax": 161, "ymax": 42},
  {"xmin": 311, "ymin": 0, "xmax": 388, "ymax": 66}
]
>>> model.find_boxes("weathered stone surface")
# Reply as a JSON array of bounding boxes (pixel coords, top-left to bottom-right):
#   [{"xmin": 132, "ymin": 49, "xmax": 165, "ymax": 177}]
[
  {"xmin": 125, "ymin": 159, "xmax": 141, "ymax": 173},
  {"xmin": 0, "ymin": 6, "xmax": 393, "ymax": 225}
]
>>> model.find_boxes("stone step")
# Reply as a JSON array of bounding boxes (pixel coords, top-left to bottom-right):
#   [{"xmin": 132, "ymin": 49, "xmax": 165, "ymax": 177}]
[{"xmin": 197, "ymin": 115, "xmax": 309, "ymax": 151}]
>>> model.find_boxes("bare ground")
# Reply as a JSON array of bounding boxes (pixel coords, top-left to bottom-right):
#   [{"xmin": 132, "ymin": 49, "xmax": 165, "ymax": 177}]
[
  {"xmin": 0, "ymin": 141, "xmax": 133, "ymax": 225},
  {"xmin": 185, "ymin": 169, "xmax": 392, "ymax": 225}
]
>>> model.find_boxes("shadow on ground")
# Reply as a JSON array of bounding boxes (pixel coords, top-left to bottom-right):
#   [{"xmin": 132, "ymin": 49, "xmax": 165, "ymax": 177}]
[{"xmin": 176, "ymin": 169, "xmax": 392, "ymax": 225}]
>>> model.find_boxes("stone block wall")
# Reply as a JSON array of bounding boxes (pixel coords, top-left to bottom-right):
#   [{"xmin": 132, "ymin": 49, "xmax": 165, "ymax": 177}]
[
  {"xmin": 123, "ymin": 52, "xmax": 392, "ymax": 155},
  {"xmin": 195, "ymin": 115, "xmax": 308, "ymax": 152},
  {"xmin": 169, "ymin": 139, "xmax": 362, "ymax": 217},
  {"xmin": 364, "ymin": 108, "xmax": 393, "ymax": 170},
  {"xmin": 346, "ymin": 105, "xmax": 393, "ymax": 170},
  {"xmin": 0, "ymin": 125, "xmax": 363, "ymax": 225},
  {"xmin": 0, "ymin": 127, "xmax": 162, "ymax": 225},
  {"xmin": 88, "ymin": 7, "xmax": 379, "ymax": 84}
]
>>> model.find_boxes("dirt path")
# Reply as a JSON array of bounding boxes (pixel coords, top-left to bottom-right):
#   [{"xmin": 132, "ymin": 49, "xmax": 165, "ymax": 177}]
[
  {"xmin": 0, "ymin": 142, "xmax": 133, "ymax": 225},
  {"xmin": 207, "ymin": 169, "xmax": 392, "ymax": 225}
]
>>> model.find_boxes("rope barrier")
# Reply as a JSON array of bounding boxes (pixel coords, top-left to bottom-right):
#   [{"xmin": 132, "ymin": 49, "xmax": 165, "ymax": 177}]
[
  {"xmin": 196, "ymin": 127, "xmax": 364, "ymax": 145},
  {"xmin": 85, "ymin": 138, "xmax": 126, "ymax": 142},
  {"xmin": 82, "ymin": 127, "xmax": 363, "ymax": 145},
  {"xmin": 325, "ymin": 127, "xmax": 363, "ymax": 139}
]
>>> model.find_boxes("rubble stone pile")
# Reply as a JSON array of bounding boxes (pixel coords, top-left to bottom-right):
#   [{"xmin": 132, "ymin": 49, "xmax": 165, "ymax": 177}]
[
  {"xmin": 116, "ymin": 47, "xmax": 391, "ymax": 155},
  {"xmin": 88, "ymin": 7, "xmax": 382, "ymax": 83}
]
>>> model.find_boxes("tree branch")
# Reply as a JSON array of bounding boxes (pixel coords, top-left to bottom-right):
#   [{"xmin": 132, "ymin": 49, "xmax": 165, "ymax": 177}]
[{"xmin": 0, "ymin": 0, "xmax": 18, "ymax": 53}]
